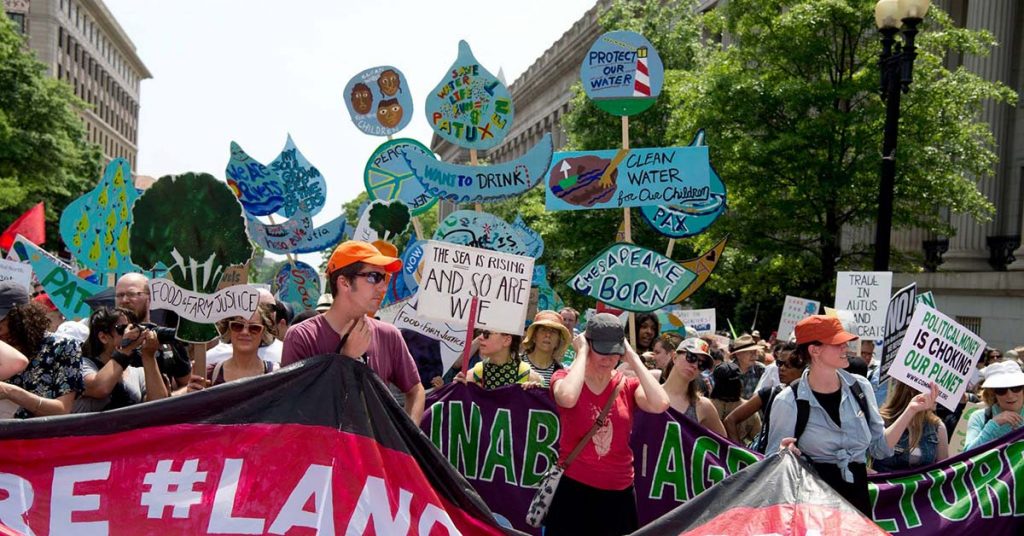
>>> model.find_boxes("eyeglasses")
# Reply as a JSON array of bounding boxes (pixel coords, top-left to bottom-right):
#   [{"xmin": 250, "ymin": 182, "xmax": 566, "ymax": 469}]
[
  {"xmin": 478, "ymin": 330, "xmax": 493, "ymax": 339},
  {"xmin": 353, "ymin": 272, "xmax": 387, "ymax": 285},
  {"xmin": 678, "ymin": 351, "xmax": 712, "ymax": 370},
  {"xmin": 228, "ymin": 321, "xmax": 265, "ymax": 336},
  {"xmin": 113, "ymin": 323, "xmax": 130, "ymax": 335},
  {"xmin": 115, "ymin": 291, "xmax": 149, "ymax": 300},
  {"xmin": 993, "ymin": 386, "xmax": 1024, "ymax": 396}
]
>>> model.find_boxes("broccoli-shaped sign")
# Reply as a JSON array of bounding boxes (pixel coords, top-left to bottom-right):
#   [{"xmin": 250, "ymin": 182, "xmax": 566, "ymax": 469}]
[
  {"xmin": 367, "ymin": 200, "xmax": 411, "ymax": 241},
  {"xmin": 59, "ymin": 158, "xmax": 140, "ymax": 275},
  {"xmin": 130, "ymin": 173, "xmax": 253, "ymax": 342}
]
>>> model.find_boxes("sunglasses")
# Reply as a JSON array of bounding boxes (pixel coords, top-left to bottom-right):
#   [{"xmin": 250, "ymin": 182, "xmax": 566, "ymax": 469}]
[
  {"xmin": 478, "ymin": 330, "xmax": 493, "ymax": 339},
  {"xmin": 353, "ymin": 272, "xmax": 387, "ymax": 285},
  {"xmin": 993, "ymin": 386, "xmax": 1024, "ymax": 396},
  {"xmin": 113, "ymin": 323, "xmax": 130, "ymax": 335},
  {"xmin": 678, "ymin": 351, "xmax": 712, "ymax": 370},
  {"xmin": 228, "ymin": 321, "xmax": 265, "ymax": 336}
]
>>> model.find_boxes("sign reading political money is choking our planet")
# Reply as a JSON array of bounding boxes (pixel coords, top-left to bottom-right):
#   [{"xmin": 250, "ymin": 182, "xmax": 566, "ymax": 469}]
[
  {"xmin": 834, "ymin": 271, "xmax": 892, "ymax": 340},
  {"xmin": 364, "ymin": 139, "xmax": 438, "ymax": 216},
  {"xmin": 581, "ymin": 31, "xmax": 664, "ymax": 116},
  {"xmin": 343, "ymin": 66, "xmax": 414, "ymax": 137},
  {"xmin": 888, "ymin": 304, "xmax": 984, "ymax": 412},
  {"xmin": 416, "ymin": 241, "xmax": 534, "ymax": 335}
]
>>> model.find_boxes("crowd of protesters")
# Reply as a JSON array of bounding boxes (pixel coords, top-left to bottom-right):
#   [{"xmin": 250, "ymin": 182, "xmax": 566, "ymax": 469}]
[{"xmin": 3, "ymin": 239, "xmax": 1024, "ymax": 535}]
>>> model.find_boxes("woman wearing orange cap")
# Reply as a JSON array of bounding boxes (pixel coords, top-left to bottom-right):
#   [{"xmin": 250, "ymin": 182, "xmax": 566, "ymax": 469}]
[{"xmin": 767, "ymin": 315, "xmax": 938, "ymax": 514}]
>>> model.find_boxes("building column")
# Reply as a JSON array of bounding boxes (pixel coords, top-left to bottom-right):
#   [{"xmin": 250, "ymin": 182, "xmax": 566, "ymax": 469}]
[{"xmin": 943, "ymin": 0, "xmax": 1017, "ymax": 271}]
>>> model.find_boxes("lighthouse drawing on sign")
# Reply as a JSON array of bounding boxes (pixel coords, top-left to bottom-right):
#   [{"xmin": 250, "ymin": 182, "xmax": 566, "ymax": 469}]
[{"xmin": 633, "ymin": 47, "xmax": 651, "ymax": 97}]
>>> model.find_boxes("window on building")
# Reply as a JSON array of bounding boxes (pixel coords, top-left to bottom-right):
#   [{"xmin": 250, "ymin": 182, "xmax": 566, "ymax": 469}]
[
  {"xmin": 956, "ymin": 316, "xmax": 982, "ymax": 336},
  {"xmin": 7, "ymin": 13, "xmax": 26, "ymax": 34}
]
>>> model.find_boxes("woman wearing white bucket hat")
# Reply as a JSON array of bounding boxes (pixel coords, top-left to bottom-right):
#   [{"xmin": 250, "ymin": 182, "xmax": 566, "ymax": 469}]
[{"xmin": 963, "ymin": 360, "xmax": 1024, "ymax": 451}]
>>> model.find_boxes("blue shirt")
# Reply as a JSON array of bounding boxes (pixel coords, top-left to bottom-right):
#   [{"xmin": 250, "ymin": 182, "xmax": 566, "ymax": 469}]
[
  {"xmin": 963, "ymin": 405, "xmax": 1024, "ymax": 451},
  {"xmin": 767, "ymin": 368, "xmax": 893, "ymax": 483}
]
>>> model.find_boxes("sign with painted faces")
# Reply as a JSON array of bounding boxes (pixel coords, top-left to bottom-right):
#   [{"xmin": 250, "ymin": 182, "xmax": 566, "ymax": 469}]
[{"xmin": 344, "ymin": 66, "xmax": 414, "ymax": 137}]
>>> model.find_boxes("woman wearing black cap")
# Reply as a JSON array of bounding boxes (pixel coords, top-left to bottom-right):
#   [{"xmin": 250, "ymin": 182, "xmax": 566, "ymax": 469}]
[{"xmin": 543, "ymin": 313, "xmax": 669, "ymax": 536}]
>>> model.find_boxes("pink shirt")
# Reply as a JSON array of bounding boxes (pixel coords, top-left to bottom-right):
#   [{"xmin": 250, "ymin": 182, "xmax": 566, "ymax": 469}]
[
  {"xmin": 550, "ymin": 370, "xmax": 640, "ymax": 490},
  {"xmin": 282, "ymin": 315, "xmax": 420, "ymax": 393}
]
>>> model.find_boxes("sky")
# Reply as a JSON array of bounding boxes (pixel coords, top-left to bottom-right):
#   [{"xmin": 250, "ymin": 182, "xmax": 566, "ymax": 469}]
[{"xmin": 103, "ymin": 0, "xmax": 599, "ymax": 266}]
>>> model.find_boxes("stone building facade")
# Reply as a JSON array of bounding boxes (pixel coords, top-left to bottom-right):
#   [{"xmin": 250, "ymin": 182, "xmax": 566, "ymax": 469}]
[
  {"xmin": 431, "ymin": 0, "xmax": 1024, "ymax": 350},
  {"xmin": 4, "ymin": 0, "xmax": 150, "ymax": 171}
]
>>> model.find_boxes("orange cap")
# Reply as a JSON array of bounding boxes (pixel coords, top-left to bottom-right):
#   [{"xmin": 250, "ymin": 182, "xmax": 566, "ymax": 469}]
[
  {"xmin": 326, "ymin": 240, "xmax": 402, "ymax": 274},
  {"xmin": 794, "ymin": 315, "xmax": 858, "ymax": 345}
]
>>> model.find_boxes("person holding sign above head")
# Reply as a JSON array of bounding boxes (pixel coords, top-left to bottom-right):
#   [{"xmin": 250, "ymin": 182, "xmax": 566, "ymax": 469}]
[
  {"xmin": 282, "ymin": 241, "xmax": 425, "ymax": 423},
  {"xmin": 963, "ymin": 360, "xmax": 1024, "ymax": 451},
  {"xmin": 209, "ymin": 304, "xmax": 279, "ymax": 386},
  {"xmin": 520, "ymin": 310, "xmax": 570, "ymax": 386},
  {"xmin": 456, "ymin": 329, "xmax": 542, "ymax": 389},
  {"xmin": 543, "ymin": 313, "xmax": 669, "ymax": 536},
  {"xmin": 767, "ymin": 315, "xmax": 938, "ymax": 515},
  {"xmin": 663, "ymin": 337, "xmax": 725, "ymax": 436}
]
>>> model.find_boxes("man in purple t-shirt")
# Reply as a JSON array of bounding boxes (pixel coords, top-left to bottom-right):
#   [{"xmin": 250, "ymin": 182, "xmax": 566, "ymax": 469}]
[{"xmin": 282, "ymin": 241, "xmax": 425, "ymax": 422}]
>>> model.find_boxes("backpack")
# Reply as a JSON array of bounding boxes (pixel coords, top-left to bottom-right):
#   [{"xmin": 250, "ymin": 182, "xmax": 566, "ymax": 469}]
[
  {"xmin": 751, "ymin": 384, "xmax": 785, "ymax": 453},
  {"xmin": 791, "ymin": 377, "xmax": 872, "ymax": 446}
]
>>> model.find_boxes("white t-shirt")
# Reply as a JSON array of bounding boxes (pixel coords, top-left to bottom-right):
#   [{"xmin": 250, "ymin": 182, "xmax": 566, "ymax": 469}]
[{"xmin": 206, "ymin": 339, "xmax": 283, "ymax": 366}]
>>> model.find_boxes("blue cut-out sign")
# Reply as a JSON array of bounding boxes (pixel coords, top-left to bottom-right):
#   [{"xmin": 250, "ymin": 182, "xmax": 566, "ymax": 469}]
[
  {"xmin": 364, "ymin": 139, "xmax": 438, "ymax": 216},
  {"xmin": 567, "ymin": 243, "xmax": 697, "ymax": 313},
  {"xmin": 268, "ymin": 135, "xmax": 327, "ymax": 218},
  {"xmin": 432, "ymin": 210, "xmax": 534, "ymax": 257},
  {"xmin": 545, "ymin": 145, "xmax": 711, "ymax": 212},
  {"xmin": 512, "ymin": 215, "xmax": 544, "ymax": 259},
  {"xmin": 640, "ymin": 130, "xmax": 727, "ymax": 238},
  {"xmin": 246, "ymin": 212, "xmax": 351, "ymax": 255},
  {"xmin": 383, "ymin": 239, "xmax": 425, "ymax": 306},
  {"xmin": 581, "ymin": 31, "xmax": 664, "ymax": 116},
  {"xmin": 14, "ymin": 237, "xmax": 105, "ymax": 320},
  {"xmin": 406, "ymin": 133, "xmax": 552, "ymax": 204},
  {"xmin": 274, "ymin": 261, "xmax": 321, "ymax": 312},
  {"xmin": 424, "ymin": 40, "xmax": 514, "ymax": 151},
  {"xmin": 344, "ymin": 66, "xmax": 414, "ymax": 137},
  {"xmin": 225, "ymin": 141, "xmax": 286, "ymax": 217}
]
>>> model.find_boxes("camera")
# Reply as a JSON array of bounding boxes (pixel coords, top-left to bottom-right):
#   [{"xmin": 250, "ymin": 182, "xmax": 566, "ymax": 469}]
[{"xmin": 138, "ymin": 322, "xmax": 177, "ymax": 345}]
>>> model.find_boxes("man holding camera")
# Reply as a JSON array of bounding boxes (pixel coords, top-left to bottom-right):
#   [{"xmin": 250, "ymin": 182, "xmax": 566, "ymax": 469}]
[{"xmin": 114, "ymin": 273, "xmax": 193, "ymax": 389}]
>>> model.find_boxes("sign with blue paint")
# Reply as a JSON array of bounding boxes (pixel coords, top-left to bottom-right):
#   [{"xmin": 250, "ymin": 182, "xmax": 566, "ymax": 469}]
[
  {"xmin": 268, "ymin": 135, "xmax": 327, "ymax": 218},
  {"xmin": 274, "ymin": 261, "xmax": 321, "ymax": 312},
  {"xmin": 512, "ymin": 215, "xmax": 544, "ymax": 259},
  {"xmin": 383, "ymin": 239, "xmax": 426, "ymax": 306},
  {"xmin": 424, "ymin": 40, "xmax": 514, "ymax": 151},
  {"xmin": 224, "ymin": 141, "xmax": 285, "ymax": 217},
  {"xmin": 13, "ymin": 236, "xmax": 104, "ymax": 320},
  {"xmin": 433, "ymin": 210, "xmax": 533, "ymax": 257},
  {"xmin": 343, "ymin": 66, "xmax": 413, "ymax": 137},
  {"xmin": 407, "ymin": 133, "xmax": 552, "ymax": 203},
  {"xmin": 364, "ymin": 138, "xmax": 438, "ymax": 216},
  {"xmin": 246, "ymin": 212, "xmax": 350, "ymax": 255},
  {"xmin": 59, "ymin": 158, "xmax": 141, "ymax": 274},
  {"xmin": 639, "ymin": 131, "xmax": 727, "ymax": 238},
  {"xmin": 568, "ymin": 243, "xmax": 696, "ymax": 313},
  {"xmin": 545, "ymin": 146, "xmax": 710, "ymax": 212},
  {"xmin": 581, "ymin": 31, "xmax": 664, "ymax": 116}
]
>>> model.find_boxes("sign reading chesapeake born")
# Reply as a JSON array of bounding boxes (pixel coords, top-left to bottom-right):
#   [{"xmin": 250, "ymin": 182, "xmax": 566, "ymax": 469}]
[
  {"xmin": 888, "ymin": 304, "xmax": 984, "ymax": 412},
  {"xmin": 149, "ymin": 278, "xmax": 261, "ymax": 324},
  {"xmin": 545, "ymin": 146, "xmax": 710, "ymax": 212},
  {"xmin": 581, "ymin": 30, "xmax": 664, "ymax": 116},
  {"xmin": 568, "ymin": 243, "xmax": 696, "ymax": 313},
  {"xmin": 417, "ymin": 241, "xmax": 533, "ymax": 335}
]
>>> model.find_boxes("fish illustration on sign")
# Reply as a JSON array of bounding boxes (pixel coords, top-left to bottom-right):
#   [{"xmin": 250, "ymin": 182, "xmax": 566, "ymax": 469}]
[
  {"xmin": 224, "ymin": 142, "xmax": 286, "ymax": 217},
  {"xmin": 246, "ymin": 211, "xmax": 351, "ymax": 255},
  {"xmin": 581, "ymin": 31, "xmax": 664, "ymax": 117},
  {"xmin": 344, "ymin": 66, "xmax": 414, "ymax": 137},
  {"xmin": 58, "ymin": 158, "xmax": 141, "ymax": 274},
  {"xmin": 424, "ymin": 41, "xmax": 514, "ymax": 151},
  {"xmin": 406, "ymin": 133, "xmax": 552, "ymax": 203},
  {"xmin": 568, "ymin": 238, "xmax": 727, "ymax": 312},
  {"xmin": 432, "ymin": 210, "xmax": 537, "ymax": 257},
  {"xmin": 364, "ymin": 139, "xmax": 438, "ymax": 216},
  {"xmin": 639, "ymin": 130, "xmax": 728, "ymax": 238}
]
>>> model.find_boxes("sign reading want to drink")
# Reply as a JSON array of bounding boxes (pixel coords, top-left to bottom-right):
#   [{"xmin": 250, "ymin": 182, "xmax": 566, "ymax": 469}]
[
  {"xmin": 834, "ymin": 271, "xmax": 892, "ymax": 339},
  {"xmin": 888, "ymin": 304, "xmax": 984, "ymax": 412},
  {"xmin": 416, "ymin": 241, "xmax": 534, "ymax": 335}
]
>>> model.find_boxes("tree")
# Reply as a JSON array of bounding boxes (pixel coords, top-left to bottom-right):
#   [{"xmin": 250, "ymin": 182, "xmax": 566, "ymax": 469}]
[{"xmin": 0, "ymin": 18, "xmax": 101, "ymax": 248}]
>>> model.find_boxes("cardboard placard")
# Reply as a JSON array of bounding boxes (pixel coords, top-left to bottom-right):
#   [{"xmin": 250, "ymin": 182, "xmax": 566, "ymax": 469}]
[
  {"xmin": 352, "ymin": 200, "xmax": 410, "ymax": 243},
  {"xmin": 777, "ymin": 296, "xmax": 821, "ymax": 342},
  {"xmin": 511, "ymin": 215, "xmax": 544, "ymax": 259},
  {"xmin": 343, "ymin": 66, "xmax": 414, "ymax": 137},
  {"xmin": 416, "ymin": 241, "xmax": 533, "ymax": 335},
  {"xmin": 383, "ymin": 239, "xmax": 426, "ymax": 306},
  {"xmin": 0, "ymin": 259, "xmax": 32, "ymax": 291},
  {"xmin": 672, "ymin": 308, "xmax": 716, "ymax": 335},
  {"xmin": 881, "ymin": 283, "xmax": 918, "ymax": 380},
  {"xmin": 433, "ymin": 210, "xmax": 536, "ymax": 257},
  {"xmin": 149, "ymin": 278, "xmax": 261, "ymax": 324},
  {"xmin": 225, "ymin": 141, "xmax": 285, "ymax": 217},
  {"xmin": 246, "ymin": 212, "xmax": 351, "ymax": 255},
  {"xmin": 947, "ymin": 400, "xmax": 987, "ymax": 455},
  {"xmin": 274, "ymin": 261, "xmax": 321, "ymax": 312},
  {"xmin": 392, "ymin": 297, "xmax": 467, "ymax": 372},
  {"xmin": 834, "ymin": 271, "xmax": 893, "ymax": 340},
  {"xmin": 639, "ymin": 130, "xmax": 727, "ymax": 238},
  {"xmin": 13, "ymin": 237, "xmax": 104, "ymax": 320},
  {"xmin": 364, "ymin": 139, "xmax": 438, "ymax": 216},
  {"xmin": 580, "ymin": 30, "xmax": 664, "ymax": 116},
  {"xmin": 888, "ymin": 305, "xmax": 985, "ymax": 411},
  {"xmin": 267, "ymin": 135, "xmax": 327, "ymax": 218},
  {"xmin": 545, "ymin": 146, "xmax": 711, "ymax": 212},
  {"xmin": 58, "ymin": 158, "xmax": 141, "ymax": 274},
  {"xmin": 568, "ymin": 243, "xmax": 696, "ymax": 313}
]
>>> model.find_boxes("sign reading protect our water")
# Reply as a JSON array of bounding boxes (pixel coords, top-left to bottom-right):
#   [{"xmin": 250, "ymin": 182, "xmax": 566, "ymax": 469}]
[
  {"xmin": 343, "ymin": 66, "xmax": 413, "ymax": 137},
  {"xmin": 834, "ymin": 271, "xmax": 892, "ymax": 340},
  {"xmin": 545, "ymin": 146, "xmax": 710, "ymax": 212},
  {"xmin": 364, "ymin": 139, "xmax": 438, "ymax": 216},
  {"xmin": 59, "ymin": 158, "xmax": 141, "ymax": 274},
  {"xmin": 406, "ymin": 134, "xmax": 552, "ymax": 203},
  {"xmin": 568, "ymin": 243, "xmax": 696, "ymax": 313},
  {"xmin": 888, "ymin": 304, "xmax": 984, "ymax": 412},
  {"xmin": 424, "ymin": 40, "xmax": 514, "ymax": 151},
  {"xmin": 581, "ymin": 31, "xmax": 664, "ymax": 116},
  {"xmin": 639, "ymin": 131, "xmax": 727, "ymax": 238}
]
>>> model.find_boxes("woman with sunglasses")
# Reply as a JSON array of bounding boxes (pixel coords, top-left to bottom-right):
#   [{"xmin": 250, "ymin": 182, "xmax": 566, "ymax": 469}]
[
  {"xmin": 724, "ymin": 342, "xmax": 804, "ymax": 449},
  {"xmin": 662, "ymin": 337, "xmax": 726, "ymax": 436},
  {"xmin": 457, "ymin": 329, "xmax": 542, "ymax": 389},
  {"xmin": 872, "ymin": 380, "xmax": 948, "ymax": 471},
  {"xmin": 75, "ymin": 307, "xmax": 167, "ymax": 413},
  {"xmin": 210, "ymin": 304, "xmax": 279, "ymax": 386},
  {"xmin": 963, "ymin": 360, "xmax": 1024, "ymax": 451}
]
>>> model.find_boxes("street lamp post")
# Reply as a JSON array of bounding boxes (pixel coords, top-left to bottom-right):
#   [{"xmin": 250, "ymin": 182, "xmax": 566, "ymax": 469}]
[{"xmin": 873, "ymin": 0, "xmax": 930, "ymax": 271}]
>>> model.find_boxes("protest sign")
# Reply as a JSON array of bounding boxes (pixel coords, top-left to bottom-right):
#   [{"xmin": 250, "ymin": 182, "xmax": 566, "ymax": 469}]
[
  {"xmin": 917, "ymin": 290, "xmax": 936, "ymax": 308},
  {"xmin": 777, "ymin": 295, "xmax": 820, "ymax": 342},
  {"xmin": 225, "ymin": 141, "xmax": 286, "ymax": 216},
  {"xmin": 59, "ymin": 158, "xmax": 141, "ymax": 275},
  {"xmin": 824, "ymin": 306, "xmax": 863, "ymax": 356},
  {"xmin": 580, "ymin": 30, "xmax": 664, "ymax": 116},
  {"xmin": 0, "ymin": 258, "xmax": 31, "ymax": 291},
  {"xmin": 671, "ymin": 308, "xmax": 716, "ymax": 335},
  {"xmin": 246, "ymin": 211, "xmax": 350, "ymax": 255},
  {"xmin": 881, "ymin": 282, "xmax": 918, "ymax": 380},
  {"xmin": 343, "ymin": 65, "xmax": 413, "ymax": 137},
  {"xmin": 569, "ymin": 243, "xmax": 705, "ymax": 313},
  {"xmin": 511, "ymin": 215, "xmax": 544, "ymax": 258},
  {"xmin": 424, "ymin": 40, "xmax": 513, "ymax": 151},
  {"xmin": 545, "ymin": 146, "xmax": 711, "ymax": 212},
  {"xmin": 13, "ymin": 236, "xmax": 103, "ymax": 320},
  {"xmin": 417, "ymin": 241, "xmax": 533, "ymax": 335},
  {"xmin": 351, "ymin": 199, "xmax": 410, "ymax": 243},
  {"xmin": 215, "ymin": 264, "xmax": 247, "ymax": 291},
  {"xmin": 888, "ymin": 305, "xmax": 984, "ymax": 411},
  {"xmin": 274, "ymin": 261, "xmax": 321, "ymax": 312},
  {"xmin": 392, "ymin": 297, "xmax": 466, "ymax": 372},
  {"xmin": 639, "ymin": 135, "xmax": 727, "ymax": 237},
  {"xmin": 149, "ymin": 278, "xmax": 260, "ymax": 324},
  {"xmin": 947, "ymin": 400, "xmax": 987, "ymax": 456},
  {"xmin": 267, "ymin": 135, "xmax": 327, "ymax": 218},
  {"xmin": 363, "ymin": 138, "xmax": 437, "ymax": 216},
  {"xmin": 433, "ymin": 210, "xmax": 535, "ymax": 257},
  {"xmin": 406, "ymin": 133, "xmax": 552, "ymax": 203},
  {"xmin": 834, "ymin": 271, "xmax": 892, "ymax": 339}
]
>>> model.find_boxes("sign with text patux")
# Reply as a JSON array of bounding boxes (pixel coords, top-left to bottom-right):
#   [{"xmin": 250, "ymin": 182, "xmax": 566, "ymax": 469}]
[{"xmin": 416, "ymin": 242, "xmax": 533, "ymax": 335}]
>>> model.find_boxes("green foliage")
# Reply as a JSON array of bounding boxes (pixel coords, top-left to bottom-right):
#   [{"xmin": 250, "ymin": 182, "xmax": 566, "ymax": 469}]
[
  {"xmin": 0, "ymin": 18, "xmax": 101, "ymax": 247},
  {"xmin": 368, "ymin": 201, "xmax": 411, "ymax": 240}
]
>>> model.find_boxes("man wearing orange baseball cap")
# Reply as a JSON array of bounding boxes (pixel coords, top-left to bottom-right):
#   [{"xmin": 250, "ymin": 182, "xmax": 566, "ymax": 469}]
[{"xmin": 282, "ymin": 240, "xmax": 425, "ymax": 422}]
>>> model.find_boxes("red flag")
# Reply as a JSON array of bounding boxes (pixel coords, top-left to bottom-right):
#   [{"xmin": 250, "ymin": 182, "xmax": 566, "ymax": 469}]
[{"xmin": 0, "ymin": 202, "xmax": 45, "ymax": 251}]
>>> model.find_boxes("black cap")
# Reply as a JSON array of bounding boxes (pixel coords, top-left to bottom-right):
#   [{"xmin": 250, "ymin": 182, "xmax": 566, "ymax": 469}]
[
  {"xmin": 0, "ymin": 281, "xmax": 30, "ymax": 320},
  {"xmin": 585, "ymin": 313, "xmax": 626, "ymax": 355}
]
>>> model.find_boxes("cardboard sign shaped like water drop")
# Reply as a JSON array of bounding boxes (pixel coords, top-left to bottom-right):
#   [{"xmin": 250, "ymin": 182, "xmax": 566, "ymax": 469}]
[
  {"xmin": 581, "ymin": 31, "xmax": 664, "ymax": 116},
  {"xmin": 225, "ymin": 141, "xmax": 286, "ymax": 217},
  {"xmin": 268, "ymin": 135, "xmax": 328, "ymax": 219},
  {"xmin": 344, "ymin": 66, "xmax": 414, "ymax": 137},
  {"xmin": 424, "ymin": 41, "xmax": 514, "ymax": 151}
]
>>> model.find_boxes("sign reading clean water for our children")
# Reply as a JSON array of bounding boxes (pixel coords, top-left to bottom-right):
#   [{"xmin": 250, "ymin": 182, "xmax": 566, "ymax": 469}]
[
  {"xmin": 834, "ymin": 271, "xmax": 892, "ymax": 340},
  {"xmin": 888, "ymin": 304, "xmax": 984, "ymax": 412}
]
